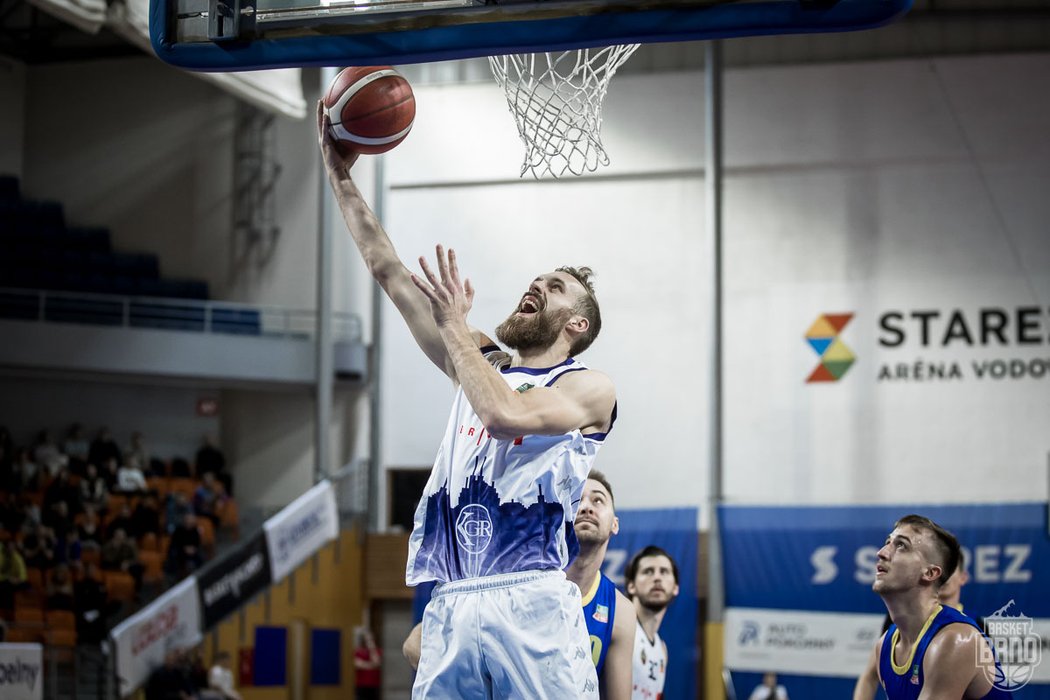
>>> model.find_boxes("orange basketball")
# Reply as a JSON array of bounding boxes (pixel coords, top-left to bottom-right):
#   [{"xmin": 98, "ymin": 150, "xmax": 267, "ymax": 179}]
[{"xmin": 323, "ymin": 66, "xmax": 415, "ymax": 155}]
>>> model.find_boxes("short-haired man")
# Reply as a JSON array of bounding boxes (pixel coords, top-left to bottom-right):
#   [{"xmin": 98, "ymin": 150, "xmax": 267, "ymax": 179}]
[
  {"xmin": 565, "ymin": 471, "xmax": 636, "ymax": 699},
  {"xmin": 626, "ymin": 546, "xmax": 680, "ymax": 700},
  {"xmin": 854, "ymin": 514, "xmax": 1006, "ymax": 700}
]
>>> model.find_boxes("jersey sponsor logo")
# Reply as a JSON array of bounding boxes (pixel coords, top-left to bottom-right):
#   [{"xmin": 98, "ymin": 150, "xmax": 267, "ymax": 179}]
[
  {"xmin": 455, "ymin": 504, "xmax": 493, "ymax": 554},
  {"xmin": 593, "ymin": 603, "xmax": 609, "ymax": 623}
]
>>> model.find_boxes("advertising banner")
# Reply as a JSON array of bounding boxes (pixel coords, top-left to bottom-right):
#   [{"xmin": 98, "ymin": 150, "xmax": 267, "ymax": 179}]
[
  {"xmin": 110, "ymin": 577, "xmax": 202, "ymax": 697},
  {"xmin": 263, "ymin": 480, "xmax": 339, "ymax": 583},
  {"xmin": 720, "ymin": 503, "xmax": 1049, "ymax": 698},
  {"xmin": 0, "ymin": 643, "xmax": 43, "ymax": 700},
  {"xmin": 197, "ymin": 531, "xmax": 272, "ymax": 629}
]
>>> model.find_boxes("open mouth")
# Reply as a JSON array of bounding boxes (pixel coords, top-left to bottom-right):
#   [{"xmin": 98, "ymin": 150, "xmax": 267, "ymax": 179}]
[{"xmin": 518, "ymin": 294, "xmax": 542, "ymax": 315}]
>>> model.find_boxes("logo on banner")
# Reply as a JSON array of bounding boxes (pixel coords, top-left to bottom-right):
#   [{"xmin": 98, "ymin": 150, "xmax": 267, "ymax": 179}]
[
  {"xmin": 275, "ymin": 511, "xmax": 324, "ymax": 565},
  {"xmin": 804, "ymin": 313, "xmax": 855, "ymax": 383},
  {"xmin": 455, "ymin": 504, "xmax": 493, "ymax": 554},
  {"xmin": 0, "ymin": 655, "xmax": 40, "ymax": 693},
  {"xmin": 981, "ymin": 600, "xmax": 1041, "ymax": 691},
  {"xmin": 739, "ymin": 621, "xmax": 760, "ymax": 646}
]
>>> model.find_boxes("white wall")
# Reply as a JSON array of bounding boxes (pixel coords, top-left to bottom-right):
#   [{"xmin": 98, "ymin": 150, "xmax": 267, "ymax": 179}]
[
  {"xmin": 370, "ymin": 52, "xmax": 1050, "ymax": 524},
  {"xmin": 0, "ymin": 56, "xmax": 26, "ymax": 177}
]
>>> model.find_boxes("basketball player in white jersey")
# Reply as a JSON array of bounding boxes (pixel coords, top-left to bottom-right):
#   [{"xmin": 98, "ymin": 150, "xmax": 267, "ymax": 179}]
[
  {"xmin": 403, "ymin": 471, "xmax": 636, "ymax": 699},
  {"xmin": 318, "ymin": 107, "xmax": 617, "ymax": 700},
  {"xmin": 626, "ymin": 546, "xmax": 679, "ymax": 700}
]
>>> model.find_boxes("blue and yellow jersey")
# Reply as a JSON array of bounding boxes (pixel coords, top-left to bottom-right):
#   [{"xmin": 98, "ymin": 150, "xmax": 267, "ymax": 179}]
[
  {"xmin": 879, "ymin": 604, "xmax": 1008, "ymax": 700},
  {"xmin": 581, "ymin": 572, "xmax": 617, "ymax": 675}
]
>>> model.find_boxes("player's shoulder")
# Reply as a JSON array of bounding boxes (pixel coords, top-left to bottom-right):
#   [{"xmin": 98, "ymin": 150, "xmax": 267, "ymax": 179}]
[
  {"xmin": 612, "ymin": 588, "xmax": 636, "ymax": 636},
  {"xmin": 550, "ymin": 365, "xmax": 615, "ymax": 394},
  {"xmin": 925, "ymin": 621, "xmax": 986, "ymax": 663}
]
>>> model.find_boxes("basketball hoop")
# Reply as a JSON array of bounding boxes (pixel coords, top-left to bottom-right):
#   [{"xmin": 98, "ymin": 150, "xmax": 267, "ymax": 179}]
[{"xmin": 488, "ymin": 44, "xmax": 639, "ymax": 179}]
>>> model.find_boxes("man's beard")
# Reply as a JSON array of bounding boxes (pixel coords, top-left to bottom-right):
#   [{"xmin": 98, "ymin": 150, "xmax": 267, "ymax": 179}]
[
  {"xmin": 495, "ymin": 307, "xmax": 572, "ymax": 351},
  {"xmin": 638, "ymin": 592, "xmax": 672, "ymax": 613}
]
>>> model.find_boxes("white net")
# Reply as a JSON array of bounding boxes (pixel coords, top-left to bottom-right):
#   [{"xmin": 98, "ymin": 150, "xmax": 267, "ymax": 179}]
[{"xmin": 488, "ymin": 44, "xmax": 639, "ymax": 179}]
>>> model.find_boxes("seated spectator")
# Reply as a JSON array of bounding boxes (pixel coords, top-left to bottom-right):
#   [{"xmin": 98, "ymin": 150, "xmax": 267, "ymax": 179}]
[
  {"xmin": 74, "ymin": 562, "xmax": 110, "ymax": 643},
  {"xmin": 117, "ymin": 457, "xmax": 148, "ymax": 494},
  {"xmin": 208, "ymin": 651, "xmax": 242, "ymax": 700},
  {"xmin": 11, "ymin": 447, "xmax": 40, "ymax": 492},
  {"xmin": 165, "ymin": 492, "xmax": 193, "ymax": 535},
  {"xmin": 196, "ymin": 435, "xmax": 233, "ymax": 497},
  {"xmin": 33, "ymin": 429, "xmax": 68, "ymax": 478},
  {"xmin": 101, "ymin": 528, "xmax": 144, "ymax": 592},
  {"xmin": 44, "ymin": 468, "xmax": 80, "ymax": 516},
  {"xmin": 78, "ymin": 506, "xmax": 105, "ymax": 550},
  {"xmin": 63, "ymin": 528, "xmax": 83, "ymax": 569},
  {"xmin": 46, "ymin": 563, "xmax": 75, "ymax": 610},
  {"xmin": 62, "ymin": 423, "xmax": 90, "ymax": 474},
  {"xmin": 79, "ymin": 463, "xmax": 109, "ymax": 514},
  {"xmin": 0, "ymin": 493, "xmax": 22, "ymax": 532},
  {"xmin": 166, "ymin": 513, "xmax": 204, "ymax": 577},
  {"xmin": 88, "ymin": 427, "xmax": 122, "ymax": 470},
  {"xmin": 0, "ymin": 540, "xmax": 29, "ymax": 609},
  {"xmin": 44, "ymin": 502, "xmax": 76, "ymax": 568},
  {"xmin": 193, "ymin": 473, "xmax": 227, "ymax": 528},
  {"xmin": 125, "ymin": 431, "xmax": 149, "ymax": 474},
  {"xmin": 107, "ymin": 503, "xmax": 137, "ymax": 540},
  {"xmin": 22, "ymin": 523, "xmax": 56, "ymax": 569},
  {"xmin": 132, "ymin": 496, "xmax": 163, "ymax": 538},
  {"xmin": 100, "ymin": 457, "xmax": 121, "ymax": 492}
]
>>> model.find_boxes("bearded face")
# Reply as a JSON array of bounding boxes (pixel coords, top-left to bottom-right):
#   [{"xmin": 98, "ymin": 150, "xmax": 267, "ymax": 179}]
[{"xmin": 495, "ymin": 300, "xmax": 574, "ymax": 351}]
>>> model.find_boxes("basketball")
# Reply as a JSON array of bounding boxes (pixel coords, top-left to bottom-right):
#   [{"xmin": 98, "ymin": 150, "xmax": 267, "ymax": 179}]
[{"xmin": 323, "ymin": 66, "xmax": 416, "ymax": 155}]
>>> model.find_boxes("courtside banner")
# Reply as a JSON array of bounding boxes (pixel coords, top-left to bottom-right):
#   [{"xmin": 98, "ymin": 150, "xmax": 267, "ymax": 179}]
[
  {"xmin": 0, "ymin": 643, "xmax": 43, "ymax": 700},
  {"xmin": 720, "ymin": 503, "xmax": 1050, "ymax": 696},
  {"xmin": 197, "ymin": 531, "xmax": 272, "ymax": 629},
  {"xmin": 263, "ymin": 480, "xmax": 339, "ymax": 583},
  {"xmin": 110, "ymin": 577, "xmax": 202, "ymax": 697}
]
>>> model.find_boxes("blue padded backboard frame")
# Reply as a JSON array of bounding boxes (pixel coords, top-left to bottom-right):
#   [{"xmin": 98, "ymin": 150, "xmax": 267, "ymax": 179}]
[{"xmin": 152, "ymin": 0, "xmax": 913, "ymax": 72}]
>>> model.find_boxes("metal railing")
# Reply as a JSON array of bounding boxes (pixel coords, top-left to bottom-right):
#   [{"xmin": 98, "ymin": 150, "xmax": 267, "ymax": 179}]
[{"xmin": 0, "ymin": 286, "xmax": 362, "ymax": 342}]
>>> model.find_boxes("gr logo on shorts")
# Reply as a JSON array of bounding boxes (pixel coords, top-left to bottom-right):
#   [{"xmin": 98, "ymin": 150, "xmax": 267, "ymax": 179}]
[{"xmin": 456, "ymin": 504, "xmax": 493, "ymax": 554}]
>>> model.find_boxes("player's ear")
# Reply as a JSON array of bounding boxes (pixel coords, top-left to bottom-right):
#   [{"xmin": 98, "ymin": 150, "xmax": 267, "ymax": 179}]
[
  {"xmin": 566, "ymin": 315, "xmax": 589, "ymax": 335},
  {"xmin": 924, "ymin": 564, "xmax": 943, "ymax": 585},
  {"xmin": 626, "ymin": 580, "xmax": 636, "ymax": 597},
  {"xmin": 611, "ymin": 516, "xmax": 619, "ymax": 536}
]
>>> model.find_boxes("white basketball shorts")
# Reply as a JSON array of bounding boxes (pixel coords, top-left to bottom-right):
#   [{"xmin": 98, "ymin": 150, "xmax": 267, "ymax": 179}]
[{"xmin": 413, "ymin": 570, "xmax": 599, "ymax": 700}]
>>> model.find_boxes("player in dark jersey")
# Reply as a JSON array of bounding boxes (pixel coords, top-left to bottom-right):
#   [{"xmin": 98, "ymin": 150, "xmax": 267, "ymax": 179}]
[
  {"xmin": 565, "ymin": 471, "xmax": 636, "ymax": 700},
  {"xmin": 853, "ymin": 514, "xmax": 1007, "ymax": 700}
]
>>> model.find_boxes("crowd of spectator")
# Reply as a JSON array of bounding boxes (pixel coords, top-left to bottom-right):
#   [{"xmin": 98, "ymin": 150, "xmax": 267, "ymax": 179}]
[{"xmin": 0, "ymin": 423, "xmax": 236, "ymax": 646}]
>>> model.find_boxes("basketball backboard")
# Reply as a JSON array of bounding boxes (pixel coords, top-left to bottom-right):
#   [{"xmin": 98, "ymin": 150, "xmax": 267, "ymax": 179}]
[{"xmin": 151, "ymin": 0, "xmax": 913, "ymax": 71}]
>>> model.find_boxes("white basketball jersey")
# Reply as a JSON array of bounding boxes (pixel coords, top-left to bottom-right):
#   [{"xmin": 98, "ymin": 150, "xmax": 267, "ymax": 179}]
[
  {"xmin": 406, "ymin": 347, "xmax": 613, "ymax": 585},
  {"xmin": 632, "ymin": 623, "xmax": 667, "ymax": 700}
]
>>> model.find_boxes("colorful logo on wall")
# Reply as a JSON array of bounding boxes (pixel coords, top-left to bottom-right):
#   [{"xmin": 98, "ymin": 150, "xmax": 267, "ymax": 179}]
[{"xmin": 805, "ymin": 313, "xmax": 855, "ymax": 383}]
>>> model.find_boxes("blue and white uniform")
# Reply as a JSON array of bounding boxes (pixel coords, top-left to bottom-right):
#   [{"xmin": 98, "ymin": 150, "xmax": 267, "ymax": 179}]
[{"xmin": 410, "ymin": 347, "xmax": 614, "ymax": 700}]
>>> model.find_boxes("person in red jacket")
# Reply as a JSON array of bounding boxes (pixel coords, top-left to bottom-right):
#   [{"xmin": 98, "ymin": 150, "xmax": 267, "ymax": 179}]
[{"xmin": 353, "ymin": 627, "xmax": 382, "ymax": 700}]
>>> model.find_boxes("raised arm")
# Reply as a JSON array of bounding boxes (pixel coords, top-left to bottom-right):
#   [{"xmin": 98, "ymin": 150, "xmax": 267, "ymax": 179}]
[
  {"xmin": 412, "ymin": 247, "xmax": 616, "ymax": 439},
  {"xmin": 603, "ymin": 589, "xmax": 636, "ymax": 700},
  {"xmin": 317, "ymin": 101, "xmax": 482, "ymax": 378}
]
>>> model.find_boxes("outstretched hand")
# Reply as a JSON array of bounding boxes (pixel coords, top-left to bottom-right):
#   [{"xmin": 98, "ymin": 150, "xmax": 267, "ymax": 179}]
[
  {"xmin": 316, "ymin": 99, "xmax": 359, "ymax": 174},
  {"xmin": 412, "ymin": 245, "xmax": 475, "ymax": 328}
]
